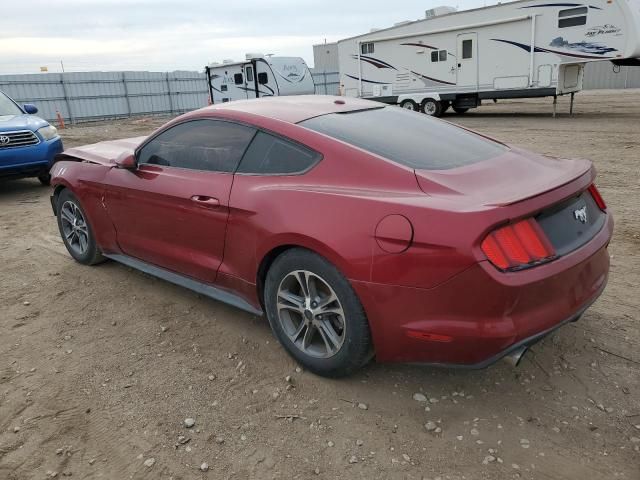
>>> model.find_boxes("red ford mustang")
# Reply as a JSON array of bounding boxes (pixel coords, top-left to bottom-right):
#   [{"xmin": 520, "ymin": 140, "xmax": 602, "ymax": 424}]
[{"xmin": 50, "ymin": 96, "xmax": 612, "ymax": 377}]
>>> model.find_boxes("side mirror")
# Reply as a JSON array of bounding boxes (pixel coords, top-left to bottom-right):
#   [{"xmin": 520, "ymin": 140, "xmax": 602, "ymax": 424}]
[
  {"xmin": 23, "ymin": 104, "xmax": 38, "ymax": 114},
  {"xmin": 115, "ymin": 152, "xmax": 137, "ymax": 170}
]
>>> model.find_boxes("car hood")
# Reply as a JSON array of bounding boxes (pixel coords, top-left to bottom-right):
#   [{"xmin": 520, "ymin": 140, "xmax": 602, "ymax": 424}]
[
  {"xmin": 62, "ymin": 137, "xmax": 146, "ymax": 166},
  {"xmin": 0, "ymin": 114, "xmax": 49, "ymax": 132},
  {"xmin": 414, "ymin": 147, "xmax": 592, "ymax": 207}
]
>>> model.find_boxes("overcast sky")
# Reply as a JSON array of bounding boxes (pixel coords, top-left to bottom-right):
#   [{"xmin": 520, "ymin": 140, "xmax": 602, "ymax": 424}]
[{"xmin": 1, "ymin": 0, "xmax": 496, "ymax": 74}]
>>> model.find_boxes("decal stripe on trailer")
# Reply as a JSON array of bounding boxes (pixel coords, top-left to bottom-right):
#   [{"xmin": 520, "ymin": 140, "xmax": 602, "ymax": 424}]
[
  {"xmin": 519, "ymin": 3, "xmax": 602, "ymax": 9},
  {"xmin": 491, "ymin": 38, "xmax": 616, "ymax": 59}
]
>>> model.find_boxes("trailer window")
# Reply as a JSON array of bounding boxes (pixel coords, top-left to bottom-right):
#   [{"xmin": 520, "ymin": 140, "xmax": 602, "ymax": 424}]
[
  {"xmin": 361, "ymin": 42, "xmax": 375, "ymax": 55},
  {"xmin": 558, "ymin": 7, "xmax": 587, "ymax": 28},
  {"xmin": 246, "ymin": 66, "xmax": 254, "ymax": 82},
  {"xmin": 300, "ymin": 106, "xmax": 506, "ymax": 170},
  {"xmin": 234, "ymin": 73, "xmax": 244, "ymax": 85},
  {"xmin": 431, "ymin": 50, "xmax": 448, "ymax": 62},
  {"xmin": 462, "ymin": 40, "xmax": 473, "ymax": 59},
  {"xmin": 258, "ymin": 72, "xmax": 268, "ymax": 84}
]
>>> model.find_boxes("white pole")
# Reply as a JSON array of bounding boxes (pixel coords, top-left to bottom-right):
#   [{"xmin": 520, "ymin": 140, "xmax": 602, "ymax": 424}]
[{"xmin": 529, "ymin": 15, "xmax": 537, "ymax": 87}]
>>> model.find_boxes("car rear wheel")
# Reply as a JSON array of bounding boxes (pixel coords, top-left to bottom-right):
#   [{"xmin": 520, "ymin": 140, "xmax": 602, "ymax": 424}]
[
  {"xmin": 264, "ymin": 248, "xmax": 373, "ymax": 377},
  {"xmin": 56, "ymin": 189, "xmax": 105, "ymax": 265},
  {"xmin": 421, "ymin": 98, "xmax": 443, "ymax": 117}
]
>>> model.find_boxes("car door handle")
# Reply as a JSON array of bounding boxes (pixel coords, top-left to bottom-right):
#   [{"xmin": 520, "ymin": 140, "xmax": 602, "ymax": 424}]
[{"xmin": 191, "ymin": 195, "xmax": 220, "ymax": 208}]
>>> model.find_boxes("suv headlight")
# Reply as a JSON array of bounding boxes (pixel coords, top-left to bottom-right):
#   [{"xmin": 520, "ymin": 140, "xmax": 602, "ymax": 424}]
[{"xmin": 37, "ymin": 125, "xmax": 58, "ymax": 140}]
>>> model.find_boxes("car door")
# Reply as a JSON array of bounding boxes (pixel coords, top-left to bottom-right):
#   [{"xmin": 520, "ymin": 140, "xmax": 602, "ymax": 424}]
[{"xmin": 105, "ymin": 119, "xmax": 256, "ymax": 283}]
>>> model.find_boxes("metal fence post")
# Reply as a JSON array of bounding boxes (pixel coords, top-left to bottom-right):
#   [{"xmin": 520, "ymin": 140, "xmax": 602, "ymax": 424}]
[
  {"xmin": 122, "ymin": 72, "xmax": 132, "ymax": 117},
  {"xmin": 60, "ymin": 73, "xmax": 75, "ymax": 124},
  {"xmin": 166, "ymin": 72, "xmax": 174, "ymax": 114}
]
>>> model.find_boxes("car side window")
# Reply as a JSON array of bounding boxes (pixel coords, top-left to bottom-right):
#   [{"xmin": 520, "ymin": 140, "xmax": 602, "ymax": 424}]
[
  {"xmin": 236, "ymin": 131, "xmax": 320, "ymax": 175},
  {"xmin": 137, "ymin": 120, "xmax": 256, "ymax": 173}
]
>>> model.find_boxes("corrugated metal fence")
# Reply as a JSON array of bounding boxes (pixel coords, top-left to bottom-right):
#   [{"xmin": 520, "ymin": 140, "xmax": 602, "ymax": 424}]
[
  {"xmin": 0, "ymin": 71, "xmax": 209, "ymax": 123},
  {"xmin": 311, "ymin": 71, "xmax": 340, "ymax": 95},
  {"xmin": 583, "ymin": 62, "xmax": 640, "ymax": 89}
]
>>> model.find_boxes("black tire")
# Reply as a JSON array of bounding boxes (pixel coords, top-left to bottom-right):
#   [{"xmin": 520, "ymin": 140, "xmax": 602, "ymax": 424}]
[
  {"xmin": 453, "ymin": 107, "xmax": 469, "ymax": 114},
  {"xmin": 421, "ymin": 98, "xmax": 443, "ymax": 117},
  {"xmin": 56, "ymin": 189, "xmax": 105, "ymax": 266},
  {"xmin": 37, "ymin": 172, "xmax": 51, "ymax": 186},
  {"xmin": 264, "ymin": 248, "xmax": 373, "ymax": 378},
  {"xmin": 440, "ymin": 101, "xmax": 451, "ymax": 113},
  {"xmin": 399, "ymin": 99, "xmax": 419, "ymax": 112}
]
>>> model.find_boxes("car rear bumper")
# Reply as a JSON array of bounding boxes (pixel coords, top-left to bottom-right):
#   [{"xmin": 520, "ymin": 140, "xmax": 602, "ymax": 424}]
[
  {"xmin": 352, "ymin": 213, "xmax": 613, "ymax": 366},
  {"xmin": 0, "ymin": 136, "xmax": 63, "ymax": 177}
]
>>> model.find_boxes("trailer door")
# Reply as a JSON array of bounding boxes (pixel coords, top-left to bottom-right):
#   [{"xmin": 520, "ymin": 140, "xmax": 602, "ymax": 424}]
[
  {"xmin": 244, "ymin": 64, "xmax": 257, "ymax": 99},
  {"xmin": 456, "ymin": 33, "xmax": 478, "ymax": 90}
]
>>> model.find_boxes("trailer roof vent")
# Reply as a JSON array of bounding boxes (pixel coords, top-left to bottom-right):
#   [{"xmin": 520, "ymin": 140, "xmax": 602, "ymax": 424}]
[
  {"xmin": 245, "ymin": 53, "xmax": 265, "ymax": 60},
  {"xmin": 369, "ymin": 28, "xmax": 382, "ymax": 33},
  {"xmin": 393, "ymin": 20, "xmax": 412, "ymax": 26},
  {"xmin": 222, "ymin": 59, "xmax": 235, "ymax": 64},
  {"xmin": 425, "ymin": 6, "xmax": 457, "ymax": 19}
]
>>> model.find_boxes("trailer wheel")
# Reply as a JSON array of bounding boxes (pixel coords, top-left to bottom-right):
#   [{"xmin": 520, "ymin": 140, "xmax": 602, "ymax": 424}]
[
  {"xmin": 441, "ymin": 101, "xmax": 451, "ymax": 113},
  {"xmin": 453, "ymin": 107, "xmax": 469, "ymax": 114},
  {"xmin": 400, "ymin": 99, "xmax": 419, "ymax": 112},
  {"xmin": 421, "ymin": 98, "xmax": 442, "ymax": 117}
]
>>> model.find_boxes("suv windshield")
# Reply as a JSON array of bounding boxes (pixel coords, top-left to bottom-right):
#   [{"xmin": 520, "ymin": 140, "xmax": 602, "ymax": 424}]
[
  {"xmin": 0, "ymin": 92, "xmax": 23, "ymax": 116},
  {"xmin": 300, "ymin": 106, "xmax": 507, "ymax": 170}
]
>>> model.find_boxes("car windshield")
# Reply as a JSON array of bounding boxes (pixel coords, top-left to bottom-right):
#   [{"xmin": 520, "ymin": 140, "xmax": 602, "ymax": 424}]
[
  {"xmin": 299, "ymin": 106, "xmax": 507, "ymax": 170},
  {"xmin": 0, "ymin": 92, "xmax": 23, "ymax": 116}
]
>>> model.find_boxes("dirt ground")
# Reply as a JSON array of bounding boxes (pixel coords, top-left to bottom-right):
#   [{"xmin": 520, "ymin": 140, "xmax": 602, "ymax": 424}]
[{"xmin": 1, "ymin": 90, "xmax": 639, "ymax": 480}]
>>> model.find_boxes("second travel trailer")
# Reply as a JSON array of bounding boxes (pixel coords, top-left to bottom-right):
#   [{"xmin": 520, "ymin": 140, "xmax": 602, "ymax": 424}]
[
  {"xmin": 337, "ymin": 1, "xmax": 640, "ymax": 115},
  {"xmin": 205, "ymin": 54, "xmax": 315, "ymax": 104}
]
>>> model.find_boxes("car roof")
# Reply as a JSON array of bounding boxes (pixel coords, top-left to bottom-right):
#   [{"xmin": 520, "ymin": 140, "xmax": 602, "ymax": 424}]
[{"xmin": 200, "ymin": 95, "xmax": 382, "ymax": 124}]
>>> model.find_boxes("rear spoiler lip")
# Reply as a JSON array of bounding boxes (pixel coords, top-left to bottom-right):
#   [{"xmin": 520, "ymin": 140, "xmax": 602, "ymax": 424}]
[{"xmin": 486, "ymin": 162, "xmax": 596, "ymax": 207}]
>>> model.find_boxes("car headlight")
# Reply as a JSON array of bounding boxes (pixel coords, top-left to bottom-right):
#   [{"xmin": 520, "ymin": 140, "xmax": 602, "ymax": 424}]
[{"xmin": 37, "ymin": 125, "xmax": 58, "ymax": 140}]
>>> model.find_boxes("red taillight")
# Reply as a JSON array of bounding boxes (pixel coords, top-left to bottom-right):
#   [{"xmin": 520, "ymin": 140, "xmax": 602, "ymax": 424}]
[
  {"xmin": 481, "ymin": 218, "xmax": 555, "ymax": 271},
  {"xmin": 588, "ymin": 184, "xmax": 607, "ymax": 211}
]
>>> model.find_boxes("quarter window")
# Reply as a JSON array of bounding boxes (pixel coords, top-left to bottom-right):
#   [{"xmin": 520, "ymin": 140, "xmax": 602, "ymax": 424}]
[
  {"xmin": 361, "ymin": 42, "xmax": 375, "ymax": 55},
  {"xmin": 138, "ymin": 120, "xmax": 256, "ymax": 173},
  {"xmin": 237, "ymin": 131, "xmax": 320, "ymax": 175},
  {"xmin": 559, "ymin": 7, "xmax": 588, "ymax": 28}
]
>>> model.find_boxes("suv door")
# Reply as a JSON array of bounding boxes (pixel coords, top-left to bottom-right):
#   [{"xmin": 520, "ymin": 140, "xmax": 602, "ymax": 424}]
[{"xmin": 105, "ymin": 119, "xmax": 256, "ymax": 283}]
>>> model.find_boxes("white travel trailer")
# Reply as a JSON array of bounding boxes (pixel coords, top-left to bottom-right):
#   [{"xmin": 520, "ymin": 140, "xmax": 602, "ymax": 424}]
[
  {"xmin": 205, "ymin": 54, "xmax": 315, "ymax": 104},
  {"xmin": 338, "ymin": 0, "xmax": 640, "ymax": 115}
]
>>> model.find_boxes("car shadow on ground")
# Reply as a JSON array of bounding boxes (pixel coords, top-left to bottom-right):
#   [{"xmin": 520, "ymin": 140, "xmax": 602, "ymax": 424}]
[{"xmin": 0, "ymin": 178, "xmax": 49, "ymax": 198}]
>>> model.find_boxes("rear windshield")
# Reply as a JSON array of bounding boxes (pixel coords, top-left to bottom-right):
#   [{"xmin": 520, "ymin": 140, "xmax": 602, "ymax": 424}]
[{"xmin": 300, "ymin": 107, "xmax": 507, "ymax": 170}]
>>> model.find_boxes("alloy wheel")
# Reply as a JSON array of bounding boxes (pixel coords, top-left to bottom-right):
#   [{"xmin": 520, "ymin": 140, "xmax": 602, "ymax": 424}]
[
  {"xmin": 60, "ymin": 200, "xmax": 90, "ymax": 256},
  {"xmin": 276, "ymin": 270, "xmax": 346, "ymax": 358}
]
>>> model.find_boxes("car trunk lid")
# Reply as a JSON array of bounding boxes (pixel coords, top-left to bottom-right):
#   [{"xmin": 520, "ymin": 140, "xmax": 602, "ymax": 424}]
[{"xmin": 414, "ymin": 147, "xmax": 592, "ymax": 207}]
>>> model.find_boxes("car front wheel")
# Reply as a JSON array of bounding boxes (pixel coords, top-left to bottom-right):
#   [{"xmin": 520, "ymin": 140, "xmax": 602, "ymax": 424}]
[
  {"xmin": 264, "ymin": 249, "xmax": 373, "ymax": 377},
  {"xmin": 56, "ymin": 189, "xmax": 105, "ymax": 265}
]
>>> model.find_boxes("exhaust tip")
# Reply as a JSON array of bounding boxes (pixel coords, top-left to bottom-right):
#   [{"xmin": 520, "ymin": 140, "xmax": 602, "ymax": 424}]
[{"xmin": 503, "ymin": 346, "xmax": 528, "ymax": 367}]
